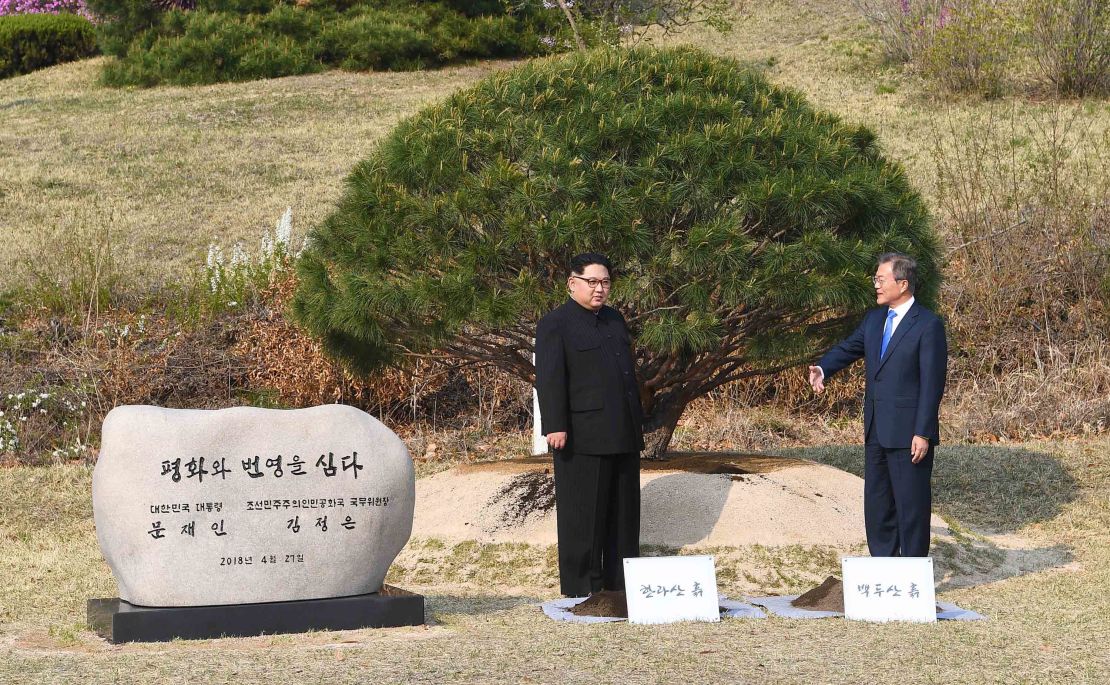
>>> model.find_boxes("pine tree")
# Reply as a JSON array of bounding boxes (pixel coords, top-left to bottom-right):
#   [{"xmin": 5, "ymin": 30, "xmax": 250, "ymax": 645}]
[{"xmin": 293, "ymin": 46, "xmax": 941, "ymax": 458}]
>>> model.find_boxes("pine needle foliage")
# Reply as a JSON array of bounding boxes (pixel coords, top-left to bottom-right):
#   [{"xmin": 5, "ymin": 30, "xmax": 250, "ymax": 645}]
[
  {"xmin": 293, "ymin": 46, "xmax": 941, "ymax": 456},
  {"xmin": 90, "ymin": 0, "xmax": 567, "ymax": 87}
]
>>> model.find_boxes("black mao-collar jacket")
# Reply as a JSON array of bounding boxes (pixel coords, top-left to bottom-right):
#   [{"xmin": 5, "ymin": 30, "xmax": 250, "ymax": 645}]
[{"xmin": 534, "ymin": 299, "xmax": 645, "ymax": 455}]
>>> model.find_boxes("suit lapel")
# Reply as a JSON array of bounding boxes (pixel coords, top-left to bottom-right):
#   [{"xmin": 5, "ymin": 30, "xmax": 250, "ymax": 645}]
[
  {"xmin": 869, "ymin": 308, "xmax": 885, "ymax": 369},
  {"xmin": 876, "ymin": 303, "xmax": 920, "ymax": 373}
]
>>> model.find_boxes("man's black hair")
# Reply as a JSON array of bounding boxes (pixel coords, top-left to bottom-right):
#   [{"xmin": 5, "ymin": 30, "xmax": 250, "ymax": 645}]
[
  {"xmin": 569, "ymin": 252, "xmax": 613, "ymax": 275},
  {"xmin": 878, "ymin": 252, "xmax": 918, "ymax": 293}
]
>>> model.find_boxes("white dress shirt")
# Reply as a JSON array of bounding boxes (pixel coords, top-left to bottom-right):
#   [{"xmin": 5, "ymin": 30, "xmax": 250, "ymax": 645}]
[{"xmin": 885, "ymin": 296, "xmax": 915, "ymax": 339}]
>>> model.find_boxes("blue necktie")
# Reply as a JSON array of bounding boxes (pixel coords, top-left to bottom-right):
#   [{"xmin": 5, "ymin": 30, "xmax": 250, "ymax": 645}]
[{"xmin": 880, "ymin": 309, "xmax": 897, "ymax": 358}]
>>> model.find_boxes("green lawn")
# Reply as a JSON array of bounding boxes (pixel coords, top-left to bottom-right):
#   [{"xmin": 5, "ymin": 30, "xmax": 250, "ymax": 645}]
[{"xmin": 0, "ymin": 57, "xmax": 514, "ymax": 292}]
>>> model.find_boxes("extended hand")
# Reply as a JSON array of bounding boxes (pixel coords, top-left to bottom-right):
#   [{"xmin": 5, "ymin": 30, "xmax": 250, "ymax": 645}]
[
  {"xmin": 808, "ymin": 366, "xmax": 825, "ymax": 393},
  {"xmin": 547, "ymin": 432, "xmax": 567, "ymax": 450},
  {"xmin": 911, "ymin": 435, "xmax": 929, "ymax": 464}
]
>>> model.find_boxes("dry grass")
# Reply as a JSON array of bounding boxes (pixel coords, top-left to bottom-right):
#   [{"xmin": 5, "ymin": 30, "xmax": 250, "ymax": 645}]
[
  {"xmin": 662, "ymin": 2, "xmax": 1110, "ymax": 203},
  {"xmin": 0, "ymin": 271, "xmax": 535, "ymax": 465},
  {"xmin": 1, "ymin": 437, "xmax": 1108, "ymax": 683},
  {"xmin": 0, "ymin": 57, "xmax": 516, "ymax": 292}
]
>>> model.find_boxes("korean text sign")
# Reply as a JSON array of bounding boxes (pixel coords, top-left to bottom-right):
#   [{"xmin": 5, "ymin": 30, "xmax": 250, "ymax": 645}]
[
  {"xmin": 842, "ymin": 556, "xmax": 936, "ymax": 623},
  {"xmin": 624, "ymin": 556, "xmax": 720, "ymax": 624}
]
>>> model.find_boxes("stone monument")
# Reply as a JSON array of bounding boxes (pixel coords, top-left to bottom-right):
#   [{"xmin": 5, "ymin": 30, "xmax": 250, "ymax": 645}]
[{"xmin": 87, "ymin": 404, "xmax": 424, "ymax": 642}]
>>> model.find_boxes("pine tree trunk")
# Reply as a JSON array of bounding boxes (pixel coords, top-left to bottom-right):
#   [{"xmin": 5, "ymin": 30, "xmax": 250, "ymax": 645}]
[{"xmin": 640, "ymin": 398, "xmax": 687, "ymax": 461}]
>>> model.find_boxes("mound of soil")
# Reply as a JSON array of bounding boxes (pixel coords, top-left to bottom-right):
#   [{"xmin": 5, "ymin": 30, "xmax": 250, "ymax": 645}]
[
  {"xmin": 792, "ymin": 576, "xmax": 844, "ymax": 612},
  {"xmin": 569, "ymin": 590, "xmax": 628, "ymax": 618},
  {"xmin": 486, "ymin": 470, "xmax": 556, "ymax": 529},
  {"xmin": 415, "ymin": 454, "xmax": 875, "ymax": 547}
]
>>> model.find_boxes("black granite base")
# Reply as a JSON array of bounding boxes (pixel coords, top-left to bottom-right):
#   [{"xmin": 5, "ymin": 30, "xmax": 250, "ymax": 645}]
[{"xmin": 88, "ymin": 585, "xmax": 425, "ymax": 643}]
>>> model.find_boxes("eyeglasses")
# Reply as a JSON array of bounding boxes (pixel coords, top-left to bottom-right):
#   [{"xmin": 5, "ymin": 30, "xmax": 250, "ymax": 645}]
[
  {"xmin": 571, "ymin": 275, "xmax": 612, "ymax": 290},
  {"xmin": 872, "ymin": 276, "xmax": 906, "ymax": 287}
]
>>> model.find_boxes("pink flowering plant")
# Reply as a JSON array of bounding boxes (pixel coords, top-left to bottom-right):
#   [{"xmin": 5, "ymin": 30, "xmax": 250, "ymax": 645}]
[
  {"xmin": 921, "ymin": 0, "xmax": 1016, "ymax": 96},
  {"xmin": 0, "ymin": 0, "xmax": 93, "ymax": 20},
  {"xmin": 852, "ymin": 0, "xmax": 1018, "ymax": 96},
  {"xmin": 850, "ymin": 0, "xmax": 953, "ymax": 63},
  {"xmin": 526, "ymin": 0, "xmax": 734, "ymax": 49}
]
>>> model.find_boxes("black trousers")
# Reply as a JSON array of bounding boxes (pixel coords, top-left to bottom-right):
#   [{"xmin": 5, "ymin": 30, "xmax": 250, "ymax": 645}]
[
  {"xmin": 864, "ymin": 431, "xmax": 934, "ymax": 557},
  {"xmin": 552, "ymin": 450, "xmax": 640, "ymax": 597}
]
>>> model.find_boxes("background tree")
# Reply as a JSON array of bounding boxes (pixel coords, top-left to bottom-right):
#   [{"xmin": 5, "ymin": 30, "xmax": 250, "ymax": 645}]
[{"xmin": 293, "ymin": 46, "xmax": 942, "ymax": 458}]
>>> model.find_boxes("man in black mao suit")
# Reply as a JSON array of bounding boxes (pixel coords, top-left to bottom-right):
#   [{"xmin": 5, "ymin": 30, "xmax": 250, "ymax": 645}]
[
  {"xmin": 535, "ymin": 253, "xmax": 643, "ymax": 597},
  {"xmin": 808, "ymin": 252, "xmax": 947, "ymax": 557}
]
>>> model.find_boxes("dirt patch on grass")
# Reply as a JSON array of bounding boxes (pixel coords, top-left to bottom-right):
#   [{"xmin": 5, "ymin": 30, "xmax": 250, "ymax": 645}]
[
  {"xmin": 792, "ymin": 576, "xmax": 844, "ymax": 612},
  {"xmin": 569, "ymin": 591, "xmax": 628, "ymax": 618},
  {"xmin": 486, "ymin": 470, "xmax": 556, "ymax": 529}
]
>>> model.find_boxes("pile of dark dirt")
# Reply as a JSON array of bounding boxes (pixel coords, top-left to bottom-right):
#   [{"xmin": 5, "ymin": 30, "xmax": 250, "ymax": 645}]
[
  {"xmin": 792, "ymin": 576, "xmax": 844, "ymax": 612},
  {"xmin": 569, "ymin": 590, "xmax": 628, "ymax": 618},
  {"xmin": 792, "ymin": 577, "xmax": 950, "ymax": 615},
  {"xmin": 486, "ymin": 470, "xmax": 556, "ymax": 529},
  {"xmin": 563, "ymin": 590, "xmax": 749, "ymax": 620}
]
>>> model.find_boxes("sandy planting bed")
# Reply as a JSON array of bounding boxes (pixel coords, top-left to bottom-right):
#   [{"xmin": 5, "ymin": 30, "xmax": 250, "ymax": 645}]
[{"xmin": 413, "ymin": 453, "xmax": 942, "ymax": 548}]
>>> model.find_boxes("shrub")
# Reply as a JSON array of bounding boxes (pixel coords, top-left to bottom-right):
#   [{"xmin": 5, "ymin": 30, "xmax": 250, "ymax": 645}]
[
  {"xmin": 91, "ymin": 0, "xmax": 567, "ymax": 87},
  {"xmin": 0, "ymin": 12, "xmax": 97, "ymax": 78},
  {"xmin": 1026, "ymin": 0, "xmax": 1110, "ymax": 96},
  {"xmin": 463, "ymin": 14, "xmax": 546, "ymax": 58},
  {"xmin": 100, "ymin": 9, "xmax": 326, "ymax": 86},
  {"xmin": 852, "ymin": 1, "xmax": 1025, "ymax": 97},
  {"xmin": 84, "ymin": 0, "xmax": 158, "ymax": 56},
  {"xmin": 850, "ymin": 0, "xmax": 953, "ymax": 63},
  {"xmin": 292, "ymin": 46, "xmax": 941, "ymax": 458},
  {"xmin": 921, "ymin": 0, "xmax": 1016, "ymax": 96},
  {"xmin": 314, "ymin": 9, "xmax": 437, "ymax": 72}
]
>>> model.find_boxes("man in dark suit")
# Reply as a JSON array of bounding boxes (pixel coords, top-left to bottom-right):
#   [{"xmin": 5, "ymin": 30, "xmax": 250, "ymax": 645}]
[
  {"xmin": 535, "ymin": 252, "xmax": 643, "ymax": 597},
  {"xmin": 808, "ymin": 252, "xmax": 947, "ymax": 557}
]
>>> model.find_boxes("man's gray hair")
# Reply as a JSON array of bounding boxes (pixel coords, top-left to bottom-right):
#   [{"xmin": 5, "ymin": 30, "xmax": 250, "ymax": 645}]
[{"xmin": 877, "ymin": 252, "xmax": 917, "ymax": 293}]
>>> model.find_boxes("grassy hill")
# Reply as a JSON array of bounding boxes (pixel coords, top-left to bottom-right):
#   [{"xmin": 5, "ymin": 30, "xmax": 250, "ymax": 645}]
[{"xmin": 2, "ymin": 1, "xmax": 1105, "ymax": 291}]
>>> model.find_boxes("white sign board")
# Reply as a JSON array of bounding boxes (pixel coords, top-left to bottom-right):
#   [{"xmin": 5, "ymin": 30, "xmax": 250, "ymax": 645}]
[
  {"xmin": 842, "ymin": 557, "xmax": 937, "ymax": 623},
  {"xmin": 532, "ymin": 386, "xmax": 547, "ymax": 455},
  {"xmin": 531, "ymin": 352, "xmax": 547, "ymax": 456},
  {"xmin": 624, "ymin": 556, "xmax": 720, "ymax": 624}
]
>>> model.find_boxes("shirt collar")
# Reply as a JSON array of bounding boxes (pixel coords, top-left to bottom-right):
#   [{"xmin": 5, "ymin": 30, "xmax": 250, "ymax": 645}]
[{"xmin": 890, "ymin": 296, "xmax": 915, "ymax": 319}]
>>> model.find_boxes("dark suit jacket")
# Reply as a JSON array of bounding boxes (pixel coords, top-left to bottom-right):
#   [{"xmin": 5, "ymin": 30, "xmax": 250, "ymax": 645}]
[
  {"xmin": 818, "ymin": 301, "xmax": 947, "ymax": 449},
  {"xmin": 535, "ymin": 299, "xmax": 644, "ymax": 455}
]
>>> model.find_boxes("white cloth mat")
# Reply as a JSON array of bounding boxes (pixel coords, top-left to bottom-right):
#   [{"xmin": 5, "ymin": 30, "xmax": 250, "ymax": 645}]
[
  {"xmin": 541, "ymin": 596, "xmax": 767, "ymax": 623},
  {"xmin": 747, "ymin": 595, "xmax": 843, "ymax": 619},
  {"xmin": 748, "ymin": 595, "xmax": 986, "ymax": 621}
]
